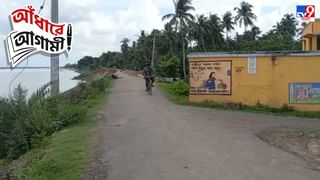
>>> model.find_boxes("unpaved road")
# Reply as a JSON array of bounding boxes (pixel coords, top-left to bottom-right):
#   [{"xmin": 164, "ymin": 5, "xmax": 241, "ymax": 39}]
[{"xmin": 87, "ymin": 74, "xmax": 320, "ymax": 180}]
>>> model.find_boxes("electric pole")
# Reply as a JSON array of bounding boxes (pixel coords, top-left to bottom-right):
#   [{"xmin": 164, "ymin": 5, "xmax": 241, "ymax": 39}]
[
  {"xmin": 51, "ymin": 0, "xmax": 59, "ymax": 95},
  {"xmin": 151, "ymin": 34, "xmax": 156, "ymax": 69}
]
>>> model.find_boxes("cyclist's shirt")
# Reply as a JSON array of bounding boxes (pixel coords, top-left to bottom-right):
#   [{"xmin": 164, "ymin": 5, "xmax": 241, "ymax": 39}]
[{"xmin": 143, "ymin": 67, "xmax": 154, "ymax": 77}]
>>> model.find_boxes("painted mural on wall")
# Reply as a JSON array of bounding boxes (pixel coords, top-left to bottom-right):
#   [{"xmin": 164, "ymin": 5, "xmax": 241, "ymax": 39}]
[
  {"xmin": 190, "ymin": 61, "xmax": 231, "ymax": 95},
  {"xmin": 289, "ymin": 83, "xmax": 320, "ymax": 104}
]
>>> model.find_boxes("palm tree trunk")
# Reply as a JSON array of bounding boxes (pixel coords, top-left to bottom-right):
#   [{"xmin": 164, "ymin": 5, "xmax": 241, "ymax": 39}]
[
  {"xmin": 169, "ymin": 41, "xmax": 174, "ymax": 55},
  {"xmin": 201, "ymin": 36, "xmax": 206, "ymax": 52},
  {"xmin": 180, "ymin": 20, "xmax": 187, "ymax": 80},
  {"xmin": 182, "ymin": 32, "xmax": 186, "ymax": 80},
  {"xmin": 212, "ymin": 38, "xmax": 216, "ymax": 50}
]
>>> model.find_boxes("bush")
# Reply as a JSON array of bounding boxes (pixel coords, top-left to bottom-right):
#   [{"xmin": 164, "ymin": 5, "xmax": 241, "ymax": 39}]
[
  {"xmin": 167, "ymin": 81, "xmax": 189, "ymax": 96},
  {"xmin": 0, "ymin": 77, "xmax": 111, "ymax": 160}
]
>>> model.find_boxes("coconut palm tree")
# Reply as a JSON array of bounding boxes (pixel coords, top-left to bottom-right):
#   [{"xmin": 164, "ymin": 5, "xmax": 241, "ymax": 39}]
[
  {"xmin": 250, "ymin": 26, "xmax": 261, "ymax": 40},
  {"xmin": 222, "ymin": 11, "xmax": 235, "ymax": 40},
  {"xmin": 298, "ymin": 22, "xmax": 308, "ymax": 36},
  {"xmin": 234, "ymin": 1, "xmax": 257, "ymax": 32},
  {"xmin": 192, "ymin": 15, "xmax": 210, "ymax": 51},
  {"xmin": 162, "ymin": 0, "xmax": 195, "ymax": 80},
  {"xmin": 163, "ymin": 23, "xmax": 177, "ymax": 55},
  {"xmin": 208, "ymin": 14, "xmax": 224, "ymax": 50}
]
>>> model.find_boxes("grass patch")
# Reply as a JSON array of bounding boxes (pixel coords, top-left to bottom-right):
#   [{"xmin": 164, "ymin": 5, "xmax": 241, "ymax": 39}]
[
  {"xmin": 158, "ymin": 82, "xmax": 320, "ymax": 119},
  {"xmin": 158, "ymin": 82, "xmax": 189, "ymax": 105},
  {"xmin": 8, "ymin": 78, "xmax": 112, "ymax": 180},
  {"xmin": 158, "ymin": 82, "xmax": 224, "ymax": 109}
]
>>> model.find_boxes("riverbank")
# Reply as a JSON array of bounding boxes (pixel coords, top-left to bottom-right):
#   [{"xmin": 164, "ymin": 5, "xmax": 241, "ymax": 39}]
[{"xmin": 0, "ymin": 69, "xmax": 112, "ymax": 179}]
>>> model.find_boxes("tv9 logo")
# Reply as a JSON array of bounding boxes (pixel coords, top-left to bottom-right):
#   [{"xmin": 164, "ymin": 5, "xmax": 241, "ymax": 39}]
[{"xmin": 296, "ymin": 5, "xmax": 315, "ymax": 22}]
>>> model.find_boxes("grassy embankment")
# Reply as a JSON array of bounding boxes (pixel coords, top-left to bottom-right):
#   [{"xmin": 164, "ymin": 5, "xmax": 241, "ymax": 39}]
[
  {"xmin": 158, "ymin": 81, "xmax": 320, "ymax": 119},
  {"xmin": 0, "ymin": 71, "xmax": 112, "ymax": 180}
]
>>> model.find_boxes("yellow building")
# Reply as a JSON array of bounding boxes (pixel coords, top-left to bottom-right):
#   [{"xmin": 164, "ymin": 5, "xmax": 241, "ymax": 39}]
[
  {"xmin": 188, "ymin": 52, "xmax": 320, "ymax": 111},
  {"xmin": 302, "ymin": 19, "xmax": 320, "ymax": 51},
  {"xmin": 188, "ymin": 20, "xmax": 320, "ymax": 112}
]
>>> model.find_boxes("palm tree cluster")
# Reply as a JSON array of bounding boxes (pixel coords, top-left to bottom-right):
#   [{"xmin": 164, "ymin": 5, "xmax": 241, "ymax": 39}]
[{"xmin": 73, "ymin": 1, "xmax": 303, "ymax": 79}]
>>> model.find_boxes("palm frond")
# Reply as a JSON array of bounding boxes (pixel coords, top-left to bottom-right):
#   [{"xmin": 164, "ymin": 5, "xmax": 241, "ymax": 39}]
[
  {"xmin": 12, "ymin": 84, "xmax": 27, "ymax": 105},
  {"xmin": 162, "ymin": 13, "xmax": 175, "ymax": 21},
  {"xmin": 28, "ymin": 82, "xmax": 51, "ymax": 106}
]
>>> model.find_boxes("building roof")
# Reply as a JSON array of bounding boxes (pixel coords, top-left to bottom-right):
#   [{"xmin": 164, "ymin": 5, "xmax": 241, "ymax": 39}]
[
  {"xmin": 302, "ymin": 19, "xmax": 320, "ymax": 37},
  {"xmin": 188, "ymin": 50, "xmax": 320, "ymax": 58}
]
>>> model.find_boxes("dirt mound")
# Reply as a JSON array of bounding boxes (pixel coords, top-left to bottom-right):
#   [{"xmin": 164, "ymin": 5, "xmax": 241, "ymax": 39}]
[{"xmin": 75, "ymin": 68, "xmax": 117, "ymax": 80}]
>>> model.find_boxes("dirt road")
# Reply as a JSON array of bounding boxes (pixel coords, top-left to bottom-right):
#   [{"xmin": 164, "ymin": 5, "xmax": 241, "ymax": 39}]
[{"xmin": 86, "ymin": 74, "xmax": 320, "ymax": 180}]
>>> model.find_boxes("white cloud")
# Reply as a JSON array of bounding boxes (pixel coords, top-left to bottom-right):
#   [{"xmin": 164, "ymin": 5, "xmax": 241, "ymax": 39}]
[
  {"xmin": 0, "ymin": 0, "xmax": 319, "ymax": 67},
  {"xmin": 192, "ymin": 0, "xmax": 319, "ymax": 33}
]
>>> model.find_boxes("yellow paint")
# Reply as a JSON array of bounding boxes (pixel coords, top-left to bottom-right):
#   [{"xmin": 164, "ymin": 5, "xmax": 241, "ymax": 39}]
[
  {"xmin": 302, "ymin": 19, "xmax": 320, "ymax": 51},
  {"xmin": 189, "ymin": 54, "xmax": 320, "ymax": 112}
]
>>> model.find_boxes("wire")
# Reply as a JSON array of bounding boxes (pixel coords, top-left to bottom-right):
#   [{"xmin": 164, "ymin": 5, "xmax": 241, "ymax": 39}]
[
  {"xmin": 8, "ymin": 58, "xmax": 29, "ymax": 97},
  {"xmin": 38, "ymin": 0, "xmax": 46, "ymax": 14},
  {"xmin": 8, "ymin": 0, "xmax": 47, "ymax": 98}
]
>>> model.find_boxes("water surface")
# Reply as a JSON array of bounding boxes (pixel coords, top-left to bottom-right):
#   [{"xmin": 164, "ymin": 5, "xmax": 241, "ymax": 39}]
[{"xmin": 0, "ymin": 68, "xmax": 79, "ymax": 97}]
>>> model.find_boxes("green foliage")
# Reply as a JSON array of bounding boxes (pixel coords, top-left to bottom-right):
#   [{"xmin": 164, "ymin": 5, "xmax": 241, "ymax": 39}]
[
  {"xmin": 15, "ymin": 89, "xmax": 109, "ymax": 180},
  {"xmin": 0, "ymin": 77, "xmax": 111, "ymax": 160},
  {"xmin": 234, "ymin": 1, "xmax": 257, "ymax": 31},
  {"xmin": 159, "ymin": 82, "xmax": 320, "ymax": 120},
  {"xmin": 162, "ymin": 81, "xmax": 189, "ymax": 97},
  {"xmin": 157, "ymin": 54, "xmax": 180, "ymax": 78},
  {"xmin": 71, "ymin": 1, "xmax": 303, "ymax": 79},
  {"xmin": 64, "ymin": 63, "xmax": 77, "ymax": 69}
]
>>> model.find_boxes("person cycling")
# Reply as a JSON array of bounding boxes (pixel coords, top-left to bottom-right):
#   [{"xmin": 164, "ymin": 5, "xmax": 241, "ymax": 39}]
[{"xmin": 143, "ymin": 65, "xmax": 155, "ymax": 91}]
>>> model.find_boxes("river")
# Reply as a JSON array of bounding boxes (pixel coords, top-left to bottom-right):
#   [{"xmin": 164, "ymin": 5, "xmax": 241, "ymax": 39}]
[{"xmin": 0, "ymin": 68, "xmax": 80, "ymax": 97}]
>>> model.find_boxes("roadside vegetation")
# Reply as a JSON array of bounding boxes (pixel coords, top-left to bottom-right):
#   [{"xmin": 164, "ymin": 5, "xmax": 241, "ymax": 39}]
[
  {"xmin": 159, "ymin": 81, "xmax": 320, "ymax": 119},
  {"xmin": 0, "ymin": 75, "xmax": 112, "ymax": 179}
]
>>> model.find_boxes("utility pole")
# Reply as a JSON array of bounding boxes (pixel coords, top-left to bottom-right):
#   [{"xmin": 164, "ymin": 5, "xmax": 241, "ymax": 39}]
[
  {"xmin": 51, "ymin": 0, "xmax": 59, "ymax": 95},
  {"xmin": 151, "ymin": 34, "xmax": 156, "ymax": 69}
]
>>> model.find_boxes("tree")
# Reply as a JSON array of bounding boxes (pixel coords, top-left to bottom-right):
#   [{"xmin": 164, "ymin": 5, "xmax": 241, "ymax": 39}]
[
  {"xmin": 77, "ymin": 56, "xmax": 98, "ymax": 70},
  {"xmin": 163, "ymin": 23, "xmax": 178, "ymax": 55},
  {"xmin": 234, "ymin": 1, "xmax": 257, "ymax": 32},
  {"xmin": 250, "ymin": 26, "xmax": 261, "ymax": 40},
  {"xmin": 120, "ymin": 38, "xmax": 130, "ymax": 68},
  {"xmin": 157, "ymin": 54, "xmax": 180, "ymax": 79},
  {"xmin": 192, "ymin": 15, "xmax": 210, "ymax": 51},
  {"xmin": 222, "ymin": 11, "xmax": 235, "ymax": 40},
  {"xmin": 208, "ymin": 14, "xmax": 224, "ymax": 50},
  {"xmin": 275, "ymin": 13, "xmax": 298, "ymax": 37},
  {"xmin": 162, "ymin": 0, "xmax": 195, "ymax": 80},
  {"xmin": 298, "ymin": 22, "xmax": 308, "ymax": 36}
]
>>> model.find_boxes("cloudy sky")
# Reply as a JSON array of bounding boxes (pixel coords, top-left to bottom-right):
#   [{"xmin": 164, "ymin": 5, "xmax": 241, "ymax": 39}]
[{"xmin": 0, "ymin": 0, "xmax": 317, "ymax": 67}]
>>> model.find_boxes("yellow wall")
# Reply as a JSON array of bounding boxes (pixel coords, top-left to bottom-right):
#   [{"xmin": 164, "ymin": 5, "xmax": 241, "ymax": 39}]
[
  {"xmin": 189, "ymin": 55, "xmax": 320, "ymax": 112},
  {"xmin": 312, "ymin": 36, "xmax": 317, "ymax": 50}
]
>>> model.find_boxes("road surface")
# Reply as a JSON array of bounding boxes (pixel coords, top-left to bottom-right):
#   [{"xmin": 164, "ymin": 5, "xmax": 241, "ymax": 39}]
[{"xmin": 86, "ymin": 73, "xmax": 320, "ymax": 180}]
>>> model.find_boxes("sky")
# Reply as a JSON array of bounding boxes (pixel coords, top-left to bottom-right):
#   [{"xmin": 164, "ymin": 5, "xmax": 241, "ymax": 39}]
[{"xmin": 0, "ymin": 0, "xmax": 318, "ymax": 67}]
